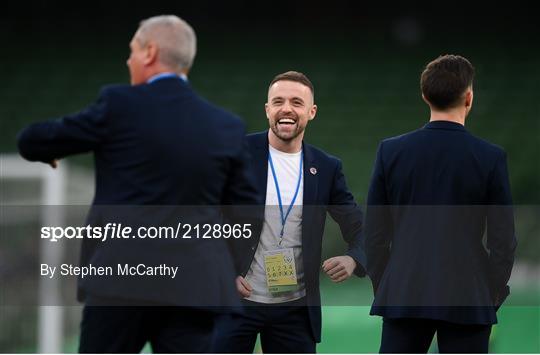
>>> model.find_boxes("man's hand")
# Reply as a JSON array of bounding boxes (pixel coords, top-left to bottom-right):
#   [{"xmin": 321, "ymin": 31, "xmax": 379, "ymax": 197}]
[
  {"xmin": 236, "ymin": 275, "xmax": 252, "ymax": 297},
  {"xmin": 322, "ymin": 255, "xmax": 356, "ymax": 283},
  {"xmin": 48, "ymin": 159, "xmax": 58, "ymax": 169}
]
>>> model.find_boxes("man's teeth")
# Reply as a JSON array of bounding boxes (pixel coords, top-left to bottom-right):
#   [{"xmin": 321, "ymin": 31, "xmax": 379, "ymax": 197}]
[{"xmin": 279, "ymin": 119, "xmax": 295, "ymax": 124}]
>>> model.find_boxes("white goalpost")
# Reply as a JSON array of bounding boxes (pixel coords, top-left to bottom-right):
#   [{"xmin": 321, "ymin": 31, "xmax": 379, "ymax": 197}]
[{"xmin": 1, "ymin": 153, "xmax": 66, "ymax": 353}]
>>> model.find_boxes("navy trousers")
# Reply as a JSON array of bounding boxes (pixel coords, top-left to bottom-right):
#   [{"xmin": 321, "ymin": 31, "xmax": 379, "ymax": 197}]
[
  {"xmin": 380, "ymin": 317, "xmax": 492, "ymax": 353},
  {"xmin": 79, "ymin": 296, "xmax": 215, "ymax": 353},
  {"xmin": 212, "ymin": 297, "xmax": 315, "ymax": 353}
]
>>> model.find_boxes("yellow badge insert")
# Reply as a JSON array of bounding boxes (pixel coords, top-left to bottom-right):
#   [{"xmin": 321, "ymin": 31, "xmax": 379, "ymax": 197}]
[{"xmin": 264, "ymin": 248, "xmax": 298, "ymax": 293}]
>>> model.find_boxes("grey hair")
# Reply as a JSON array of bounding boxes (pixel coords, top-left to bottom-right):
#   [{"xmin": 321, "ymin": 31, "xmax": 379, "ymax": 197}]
[{"xmin": 136, "ymin": 15, "xmax": 197, "ymax": 72}]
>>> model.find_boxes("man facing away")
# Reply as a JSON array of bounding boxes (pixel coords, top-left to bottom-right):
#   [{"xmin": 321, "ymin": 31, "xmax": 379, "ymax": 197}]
[
  {"xmin": 17, "ymin": 15, "xmax": 258, "ymax": 353},
  {"xmin": 212, "ymin": 71, "xmax": 367, "ymax": 353},
  {"xmin": 365, "ymin": 54, "xmax": 517, "ymax": 353}
]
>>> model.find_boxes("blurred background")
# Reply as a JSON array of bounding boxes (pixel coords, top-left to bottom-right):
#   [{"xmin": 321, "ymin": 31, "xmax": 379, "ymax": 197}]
[{"xmin": 1, "ymin": 0, "xmax": 539, "ymax": 352}]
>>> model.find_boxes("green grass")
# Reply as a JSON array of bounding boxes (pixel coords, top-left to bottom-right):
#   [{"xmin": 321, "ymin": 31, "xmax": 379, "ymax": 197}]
[
  {"xmin": 316, "ymin": 278, "xmax": 540, "ymax": 353},
  {"xmin": 54, "ymin": 283, "xmax": 539, "ymax": 353},
  {"xmin": 316, "ymin": 306, "xmax": 540, "ymax": 353},
  {"xmin": 319, "ymin": 306, "xmax": 381, "ymax": 353},
  {"xmin": 58, "ymin": 306, "xmax": 540, "ymax": 353}
]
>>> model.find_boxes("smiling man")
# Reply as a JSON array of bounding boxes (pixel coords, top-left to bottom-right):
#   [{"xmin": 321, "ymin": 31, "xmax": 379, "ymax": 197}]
[{"xmin": 212, "ymin": 71, "xmax": 367, "ymax": 353}]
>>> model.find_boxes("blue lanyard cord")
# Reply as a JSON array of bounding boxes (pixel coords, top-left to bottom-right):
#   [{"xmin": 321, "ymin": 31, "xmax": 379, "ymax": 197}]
[{"xmin": 268, "ymin": 150, "xmax": 304, "ymax": 243}]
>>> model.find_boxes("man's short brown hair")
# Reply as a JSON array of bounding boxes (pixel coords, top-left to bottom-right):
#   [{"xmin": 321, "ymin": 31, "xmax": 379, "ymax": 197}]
[
  {"xmin": 420, "ymin": 54, "xmax": 475, "ymax": 110},
  {"xmin": 269, "ymin": 71, "xmax": 315, "ymax": 98}
]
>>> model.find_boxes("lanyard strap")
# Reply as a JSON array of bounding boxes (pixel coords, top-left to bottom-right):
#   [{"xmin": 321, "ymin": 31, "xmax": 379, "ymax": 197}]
[{"xmin": 268, "ymin": 150, "xmax": 304, "ymax": 244}]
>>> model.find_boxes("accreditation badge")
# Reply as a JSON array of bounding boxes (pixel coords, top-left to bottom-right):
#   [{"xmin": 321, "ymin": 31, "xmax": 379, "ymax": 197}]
[{"xmin": 264, "ymin": 248, "xmax": 298, "ymax": 293}]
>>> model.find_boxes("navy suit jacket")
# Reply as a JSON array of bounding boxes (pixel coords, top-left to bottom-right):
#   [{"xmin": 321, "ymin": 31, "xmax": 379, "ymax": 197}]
[
  {"xmin": 17, "ymin": 77, "xmax": 259, "ymax": 308},
  {"xmin": 365, "ymin": 120, "xmax": 517, "ymax": 325},
  {"xmin": 227, "ymin": 131, "xmax": 366, "ymax": 342}
]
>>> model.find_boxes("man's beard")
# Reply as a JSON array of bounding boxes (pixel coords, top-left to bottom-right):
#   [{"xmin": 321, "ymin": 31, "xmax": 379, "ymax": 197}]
[{"xmin": 270, "ymin": 114, "xmax": 304, "ymax": 141}]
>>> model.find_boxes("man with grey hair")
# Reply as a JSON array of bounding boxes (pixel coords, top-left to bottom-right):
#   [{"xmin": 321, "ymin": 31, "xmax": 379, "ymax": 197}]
[
  {"xmin": 127, "ymin": 15, "xmax": 196, "ymax": 84},
  {"xmin": 17, "ymin": 14, "xmax": 258, "ymax": 353}
]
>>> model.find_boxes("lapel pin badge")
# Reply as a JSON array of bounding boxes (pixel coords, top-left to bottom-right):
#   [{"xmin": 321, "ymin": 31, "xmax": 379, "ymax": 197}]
[{"xmin": 310, "ymin": 167, "xmax": 317, "ymax": 175}]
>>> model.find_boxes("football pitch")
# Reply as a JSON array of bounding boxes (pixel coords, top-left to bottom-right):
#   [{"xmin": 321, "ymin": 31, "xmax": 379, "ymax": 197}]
[{"xmin": 57, "ymin": 280, "xmax": 539, "ymax": 353}]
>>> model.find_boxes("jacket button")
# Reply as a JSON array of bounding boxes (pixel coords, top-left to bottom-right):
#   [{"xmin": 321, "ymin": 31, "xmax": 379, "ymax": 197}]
[{"xmin": 251, "ymin": 246, "xmax": 256, "ymax": 251}]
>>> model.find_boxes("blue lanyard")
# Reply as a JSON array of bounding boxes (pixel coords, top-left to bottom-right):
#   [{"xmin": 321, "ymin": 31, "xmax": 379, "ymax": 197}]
[{"xmin": 268, "ymin": 150, "xmax": 303, "ymax": 245}]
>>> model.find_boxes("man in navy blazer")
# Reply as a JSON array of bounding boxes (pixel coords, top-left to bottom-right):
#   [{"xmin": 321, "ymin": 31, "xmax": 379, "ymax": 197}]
[
  {"xmin": 212, "ymin": 71, "xmax": 366, "ymax": 353},
  {"xmin": 17, "ymin": 15, "xmax": 258, "ymax": 353},
  {"xmin": 365, "ymin": 54, "xmax": 517, "ymax": 353}
]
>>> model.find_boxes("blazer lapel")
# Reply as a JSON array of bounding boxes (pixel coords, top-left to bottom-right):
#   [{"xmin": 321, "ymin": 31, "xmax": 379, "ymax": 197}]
[
  {"xmin": 301, "ymin": 142, "xmax": 318, "ymax": 250},
  {"xmin": 302, "ymin": 142, "xmax": 318, "ymax": 206},
  {"xmin": 251, "ymin": 132, "xmax": 269, "ymax": 205}
]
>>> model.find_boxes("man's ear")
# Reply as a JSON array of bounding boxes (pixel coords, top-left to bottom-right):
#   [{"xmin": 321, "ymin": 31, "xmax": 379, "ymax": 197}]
[
  {"xmin": 265, "ymin": 103, "xmax": 270, "ymax": 119},
  {"xmin": 144, "ymin": 42, "xmax": 158, "ymax": 66},
  {"xmin": 465, "ymin": 88, "xmax": 473, "ymax": 109},
  {"xmin": 309, "ymin": 104, "xmax": 317, "ymax": 121}
]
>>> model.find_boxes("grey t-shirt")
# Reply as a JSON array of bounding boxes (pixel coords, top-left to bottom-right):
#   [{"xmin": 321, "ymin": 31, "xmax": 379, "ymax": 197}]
[{"xmin": 245, "ymin": 145, "xmax": 306, "ymax": 303}]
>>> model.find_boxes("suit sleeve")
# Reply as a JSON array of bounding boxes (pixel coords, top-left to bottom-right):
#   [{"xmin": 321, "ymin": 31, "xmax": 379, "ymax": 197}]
[
  {"xmin": 364, "ymin": 142, "xmax": 393, "ymax": 293},
  {"xmin": 221, "ymin": 125, "xmax": 264, "ymax": 275},
  {"xmin": 486, "ymin": 150, "xmax": 517, "ymax": 307},
  {"xmin": 327, "ymin": 159, "xmax": 367, "ymax": 277},
  {"xmin": 222, "ymin": 125, "xmax": 260, "ymax": 206},
  {"xmin": 17, "ymin": 89, "xmax": 109, "ymax": 163}
]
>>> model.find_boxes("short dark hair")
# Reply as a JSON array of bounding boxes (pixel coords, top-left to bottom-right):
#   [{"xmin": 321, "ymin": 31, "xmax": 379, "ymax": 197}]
[
  {"xmin": 420, "ymin": 54, "xmax": 475, "ymax": 110},
  {"xmin": 269, "ymin": 71, "xmax": 315, "ymax": 98}
]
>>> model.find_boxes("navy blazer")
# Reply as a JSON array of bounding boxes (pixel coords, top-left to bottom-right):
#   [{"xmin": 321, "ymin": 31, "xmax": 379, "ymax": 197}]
[
  {"xmin": 365, "ymin": 120, "xmax": 517, "ymax": 325},
  {"xmin": 17, "ymin": 77, "xmax": 259, "ymax": 308},
  {"xmin": 227, "ymin": 131, "xmax": 366, "ymax": 342}
]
